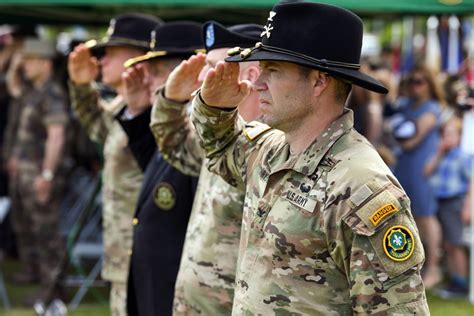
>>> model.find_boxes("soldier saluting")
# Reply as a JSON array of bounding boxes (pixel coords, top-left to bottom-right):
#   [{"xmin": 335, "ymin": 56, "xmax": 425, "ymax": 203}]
[{"xmin": 192, "ymin": 1, "xmax": 429, "ymax": 314}]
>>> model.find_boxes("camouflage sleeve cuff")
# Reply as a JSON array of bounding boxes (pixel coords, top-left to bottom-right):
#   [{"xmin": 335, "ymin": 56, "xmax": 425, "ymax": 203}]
[
  {"xmin": 43, "ymin": 113, "xmax": 69, "ymax": 126},
  {"xmin": 68, "ymin": 81, "xmax": 94, "ymax": 100},
  {"xmin": 151, "ymin": 89, "xmax": 189, "ymax": 125},
  {"xmin": 157, "ymin": 88, "xmax": 189, "ymax": 110},
  {"xmin": 193, "ymin": 92, "xmax": 238, "ymax": 124}
]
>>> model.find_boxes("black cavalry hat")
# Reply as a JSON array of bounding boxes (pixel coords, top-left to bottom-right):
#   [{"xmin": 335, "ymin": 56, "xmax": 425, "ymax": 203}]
[
  {"xmin": 86, "ymin": 13, "xmax": 162, "ymax": 55},
  {"xmin": 226, "ymin": 2, "xmax": 388, "ymax": 94},
  {"xmin": 124, "ymin": 21, "xmax": 205, "ymax": 68},
  {"xmin": 203, "ymin": 21, "xmax": 263, "ymax": 52}
]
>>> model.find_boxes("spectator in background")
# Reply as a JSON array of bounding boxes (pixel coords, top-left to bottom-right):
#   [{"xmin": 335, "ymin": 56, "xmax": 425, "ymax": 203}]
[
  {"xmin": 0, "ymin": 25, "xmax": 37, "ymax": 257},
  {"xmin": 9, "ymin": 38, "xmax": 70, "ymax": 303},
  {"xmin": 393, "ymin": 65, "xmax": 445, "ymax": 289},
  {"xmin": 424, "ymin": 117, "xmax": 472, "ymax": 298}
]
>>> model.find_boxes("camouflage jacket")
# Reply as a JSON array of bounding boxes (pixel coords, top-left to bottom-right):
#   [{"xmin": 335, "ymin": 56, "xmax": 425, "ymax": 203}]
[
  {"xmin": 13, "ymin": 79, "xmax": 69, "ymax": 169},
  {"xmin": 70, "ymin": 82, "xmax": 143, "ymax": 283},
  {"xmin": 150, "ymin": 90, "xmax": 244, "ymax": 315},
  {"xmin": 192, "ymin": 94, "xmax": 429, "ymax": 315}
]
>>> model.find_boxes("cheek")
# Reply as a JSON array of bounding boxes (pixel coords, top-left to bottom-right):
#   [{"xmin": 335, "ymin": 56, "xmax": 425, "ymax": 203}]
[{"xmin": 104, "ymin": 60, "xmax": 124, "ymax": 77}]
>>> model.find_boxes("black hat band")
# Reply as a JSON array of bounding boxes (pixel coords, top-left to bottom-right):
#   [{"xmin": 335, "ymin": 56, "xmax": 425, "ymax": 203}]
[{"xmin": 233, "ymin": 42, "xmax": 361, "ymax": 70}]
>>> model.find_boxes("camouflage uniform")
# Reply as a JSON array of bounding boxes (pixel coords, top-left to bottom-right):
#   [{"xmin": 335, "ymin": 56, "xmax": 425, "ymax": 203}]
[
  {"xmin": 69, "ymin": 82, "xmax": 143, "ymax": 316},
  {"xmin": 3, "ymin": 96, "xmax": 26, "ymax": 258},
  {"xmin": 10, "ymin": 79, "xmax": 69, "ymax": 285},
  {"xmin": 150, "ymin": 90, "xmax": 244, "ymax": 315},
  {"xmin": 191, "ymin": 95, "xmax": 430, "ymax": 315}
]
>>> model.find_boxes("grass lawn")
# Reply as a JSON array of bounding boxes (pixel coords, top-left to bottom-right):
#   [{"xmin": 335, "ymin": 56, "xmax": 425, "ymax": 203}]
[{"xmin": 1, "ymin": 257, "xmax": 473, "ymax": 315}]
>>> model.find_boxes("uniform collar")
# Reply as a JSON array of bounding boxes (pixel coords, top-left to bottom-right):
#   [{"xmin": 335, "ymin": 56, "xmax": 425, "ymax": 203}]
[{"xmin": 268, "ymin": 109, "xmax": 354, "ymax": 176}]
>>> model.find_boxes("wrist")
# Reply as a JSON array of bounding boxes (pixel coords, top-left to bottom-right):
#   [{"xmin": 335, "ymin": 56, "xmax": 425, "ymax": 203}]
[
  {"xmin": 163, "ymin": 89, "xmax": 189, "ymax": 104},
  {"xmin": 125, "ymin": 105, "xmax": 150, "ymax": 118},
  {"xmin": 40, "ymin": 169, "xmax": 54, "ymax": 181}
]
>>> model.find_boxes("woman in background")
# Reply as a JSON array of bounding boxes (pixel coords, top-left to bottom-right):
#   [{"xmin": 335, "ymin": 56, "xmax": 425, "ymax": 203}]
[{"xmin": 394, "ymin": 65, "xmax": 444, "ymax": 289}]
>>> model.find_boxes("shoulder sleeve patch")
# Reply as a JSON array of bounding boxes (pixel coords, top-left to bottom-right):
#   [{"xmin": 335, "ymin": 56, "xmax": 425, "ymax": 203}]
[
  {"xmin": 243, "ymin": 122, "xmax": 272, "ymax": 141},
  {"xmin": 368, "ymin": 211, "xmax": 424, "ymax": 278}
]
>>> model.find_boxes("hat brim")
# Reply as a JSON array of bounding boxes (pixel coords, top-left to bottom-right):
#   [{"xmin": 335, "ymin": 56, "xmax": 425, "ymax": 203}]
[
  {"xmin": 86, "ymin": 38, "xmax": 149, "ymax": 57},
  {"xmin": 124, "ymin": 48, "xmax": 206, "ymax": 68},
  {"xmin": 226, "ymin": 49, "xmax": 388, "ymax": 94}
]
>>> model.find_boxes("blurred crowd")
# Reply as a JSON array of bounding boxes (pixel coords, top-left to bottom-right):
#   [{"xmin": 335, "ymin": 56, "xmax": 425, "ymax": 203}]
[{"xmin": 0, "ymin": 7, "xmax": 473, "ymax": 315}]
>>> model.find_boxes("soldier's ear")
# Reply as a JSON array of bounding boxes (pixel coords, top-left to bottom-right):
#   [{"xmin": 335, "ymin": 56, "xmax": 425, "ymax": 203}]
[
  {"xmin": 312, "ymin": 71, "xmax": 330, "ymax": 97},
  {"xmin": 241, "ymin": 64, "xmax": 260, "ymax": 84}
]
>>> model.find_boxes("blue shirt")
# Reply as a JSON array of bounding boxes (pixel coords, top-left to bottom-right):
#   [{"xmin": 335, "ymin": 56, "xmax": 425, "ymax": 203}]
[{"xmin": 430, "ymin": 147, "xmax": 472, "ymax": 199}]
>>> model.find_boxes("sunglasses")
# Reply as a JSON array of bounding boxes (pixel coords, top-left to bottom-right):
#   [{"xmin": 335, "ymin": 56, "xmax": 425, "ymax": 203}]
[{"xmin": 408, "ymin": 78, "xmax": 427, "ymax": 86}]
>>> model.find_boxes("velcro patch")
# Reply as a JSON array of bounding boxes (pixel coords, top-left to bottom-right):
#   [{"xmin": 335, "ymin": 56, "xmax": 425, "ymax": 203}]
[
  {"xmin": 348, "ymin": 184, "xmax": 373, "ymax": 207},
  {"xmin": 370, "ymin": 203, "xmax": 399, "ymax": 226}
]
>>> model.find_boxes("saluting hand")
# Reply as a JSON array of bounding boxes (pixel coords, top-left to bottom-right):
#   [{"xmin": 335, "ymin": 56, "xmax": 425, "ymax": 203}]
[
  {"xmin": 201, "ymin": 61, "xmax": 251, "ymax": 108},
  {"xmin": 164, "ymin": 53, "xmax": 206, "ymax": 103},
  {"xmin": 122, "ymin": 64, "xmax": 151, "ymax": 116},
  {"xmin": 68, "ymin": 43, "xmax": 99, "ymax": 85}
]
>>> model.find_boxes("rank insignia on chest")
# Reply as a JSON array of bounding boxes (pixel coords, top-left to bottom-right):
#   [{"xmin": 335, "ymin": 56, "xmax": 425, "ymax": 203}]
[
  {"xmin": 383, "ymin": 225, "xmax": 414, "ymax": 262},
  {"xmin": 154, "ymin": 182, "xmax": 176, "ymax": 211},
  {"xmin": 244, "ymin": 124, "xmax": 271, "ymax": 141}
]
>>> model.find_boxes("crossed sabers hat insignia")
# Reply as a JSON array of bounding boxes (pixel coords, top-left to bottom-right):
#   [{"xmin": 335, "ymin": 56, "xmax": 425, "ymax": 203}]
[{"xmin": 261, "ymin": 11, "xmax": 276, "ymax": 39}]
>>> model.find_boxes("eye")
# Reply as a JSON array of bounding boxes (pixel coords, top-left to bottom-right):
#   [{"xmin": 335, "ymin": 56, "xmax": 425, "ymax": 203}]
[{"xmin": 262, "ymin": 67, "xmax": 276, "ymax": 73}]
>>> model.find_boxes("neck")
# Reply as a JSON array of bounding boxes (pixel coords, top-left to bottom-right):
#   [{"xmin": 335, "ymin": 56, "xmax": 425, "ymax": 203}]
[
  {"xmin": 286, "ymin": 103, "xmax": 344, "ymax": 154},
  {"xmin": 414, "ymin": 94, "xmax": 430, "ymax": 106}
]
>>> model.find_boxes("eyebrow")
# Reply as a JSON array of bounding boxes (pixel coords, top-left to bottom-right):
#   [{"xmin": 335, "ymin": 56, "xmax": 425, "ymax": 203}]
[{"xmin": 259, "ymin": 61, "xmax": 279, "ymax": 68}]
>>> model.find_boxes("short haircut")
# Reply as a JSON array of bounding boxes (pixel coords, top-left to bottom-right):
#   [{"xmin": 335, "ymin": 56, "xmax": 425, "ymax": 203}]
[
  {"xmin": 334, "ymin": 79, "xmax": 352, "ymax": 104},
  {"xmin": 147, "ymin": 56, "xmax": 182, "ymax": 75},
  {"xmin": 298, "ymin": 65, "xmax": 352, "ymax": 104}
]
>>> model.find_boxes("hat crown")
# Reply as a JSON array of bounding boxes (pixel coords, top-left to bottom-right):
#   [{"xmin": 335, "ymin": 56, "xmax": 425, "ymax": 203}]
[
  {"xmin": 151, "ymin": 21, "xmax": 203, "ymax": 52},
  {"xmin": 104, "ymin": 13, "xmax": 162, "ymax": 48},
  {"xmin": 22, "ymin": 37, "xmax": 56, "ymax": 58},
  {"xmin": 261, "ymin": 2, "xmax": 363, "ymax": 65}
]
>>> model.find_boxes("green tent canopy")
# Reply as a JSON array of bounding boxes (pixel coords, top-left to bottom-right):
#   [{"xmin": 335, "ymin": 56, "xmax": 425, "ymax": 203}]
[{"xmin": 0, "ymin": 0, "xmax": 473, "ymax": 25}]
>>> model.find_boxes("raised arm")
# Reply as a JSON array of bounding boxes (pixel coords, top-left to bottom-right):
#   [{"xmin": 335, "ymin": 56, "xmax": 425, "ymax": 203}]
[
  {"xmin": 68, "ymin": 43, "xmax": 110, "ymax": 144},
  {"xmin": 117, "ymin": 64, "xmax": 155, "ymax": 171},
  {"xmin": 191, "ymin": 61, "xmax": 256, "ymax": 188},
  {"xmin": 150, "ymin": 53, "xmax": 206, "ymax": 177}
]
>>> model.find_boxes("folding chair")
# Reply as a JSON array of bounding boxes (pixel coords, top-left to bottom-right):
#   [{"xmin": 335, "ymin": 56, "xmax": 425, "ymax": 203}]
[{"xmin": 55, "ymin": 169, "xmax": 106, "ymax": 308}]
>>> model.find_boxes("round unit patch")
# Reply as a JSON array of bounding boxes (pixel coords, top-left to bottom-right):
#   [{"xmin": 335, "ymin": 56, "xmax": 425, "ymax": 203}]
[
  {"xmin": 205, "ymin": 23, "xmax": 215, "ymax": 49},
  {"xmin": 383, "ymin": 225, "xmax": 415, "ymax": 262},
  {"xmin": 154, "ymin": 182, "xmax": 176, "ymax": 211}
]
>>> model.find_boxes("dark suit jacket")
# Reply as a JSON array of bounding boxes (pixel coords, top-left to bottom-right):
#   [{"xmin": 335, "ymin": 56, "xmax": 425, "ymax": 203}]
[{"xmin": 118, "ymin": 108, "xmax": 198, "ymax": 316}]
